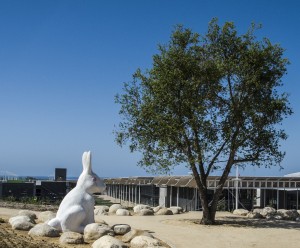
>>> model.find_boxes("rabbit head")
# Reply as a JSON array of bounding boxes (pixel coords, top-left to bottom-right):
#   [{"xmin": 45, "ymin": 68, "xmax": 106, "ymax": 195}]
[{"xmin": 76, "ymin": 151, "xmax": 106, "ymax": 194}]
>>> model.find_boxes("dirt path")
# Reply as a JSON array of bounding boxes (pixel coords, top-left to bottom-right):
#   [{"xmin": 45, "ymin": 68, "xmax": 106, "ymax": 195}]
[{"xmin": 1, "ymin": 206, "xmax": 300, "ymax": 248}]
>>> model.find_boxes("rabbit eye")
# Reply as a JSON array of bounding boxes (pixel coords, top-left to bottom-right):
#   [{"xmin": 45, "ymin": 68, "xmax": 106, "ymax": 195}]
[{"xmin": 92, "ymin": 177, "xmax": 97, "ymax": 182}]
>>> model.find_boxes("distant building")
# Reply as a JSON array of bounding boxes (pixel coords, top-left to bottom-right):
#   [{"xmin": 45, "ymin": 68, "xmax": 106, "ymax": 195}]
[
  {"xmin": 0, "ymin": 168, "xmax": 76, "ymax": 201},
  {"xmin": 105, "ymin": 175, "xmax": 300, "ymax": 211},
  {"xmin": 55, "ymin": 168, "xmax": 67, "ymax": 181}
]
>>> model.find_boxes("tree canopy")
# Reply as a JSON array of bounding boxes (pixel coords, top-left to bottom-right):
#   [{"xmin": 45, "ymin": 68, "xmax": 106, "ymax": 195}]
[{"xmin": 115, "ymin": 19, "xmax": 292, "ymax": 224}]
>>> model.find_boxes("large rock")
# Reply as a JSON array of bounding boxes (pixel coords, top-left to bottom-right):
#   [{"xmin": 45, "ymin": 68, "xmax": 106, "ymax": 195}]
[
  {"xmin": 18, "ymin": 210, "xmax": 37, "ymax": 222},
  {"xmin": 60, "ymin": 231, "xmax": 84, "ymax": 244},
  {"xmin": 94, "ymin": 218, "xmax": 108, "ymax": 225},
  {"xmin": 38, "ymin": 211, "xmax": 56, "ymax": 223},
  {"xmin": 130, "ymin": 236, "xmax": 160, "ymax": 248},
  {"xmin": 169, "ymin": 206, "xmax": 183, "ymax": 214},
  {"xmin": 277, "ymin": 209, "xmax": 300, "ymax": 220},
  {"xmin": 92, "ymin": 235, "xmax": 128, "ymax": 248},
  {"xmin": 138, "ymin": 209, "xmax": 154, "ymax": 216},
  {"xmin": 133, "ymin": 204, "xmax": 151, "ymax": 213},
  {"xmin": 247, "ymin": 212, "xmax": 262, "ymax": 219},
  {"xmin": 9, "ymin": 216, "xmax": 35, "ymax": 231},
  {"xmin": 233, "ymin": 209, "xmax": 249, "ymax": 216},
  {"xmin": 122, "ymin": 229, "xmax": 153, "ymax": 243},
  {"xmin": 261, "ymin": 207, "xmax": 276, "ymax": 217},
  {"xmin": 152, "ymin": 206, "xmax": 162, "ymax": 213},
  {"xmin": 94, "ymin": 206, "xmax": 109, "ymax": 216},
  {"xmin": 9, "ymin": 215, "xmax": 32, "ymax": 225},
  {"xmin": 28, "ymin": 223, "xmax": 60, "ymax": 237},
  {"xmin": 156, "ymin": 208, "xmax": 173, "ymax": 215},
  {"xmin": 274, "ymin": 215, "xmax": 283, "ymax": 220},
  {"xmin": 253, "ymin": 208, "xmax": 263, "ymax": 214},
  {"xmin": 116, "ymin": 209, "xmax": 130, "ymax": 216},
  {"xmin": 113, "ymin": 224, "xmax": 131, "ymax": 235},
  {"xmin": 109, "ymin": 204, "xmax": 123, "ymax": 214},
  {"xmin": 84, "ymin": 223, "xmax": 114, "ymax": 242}
]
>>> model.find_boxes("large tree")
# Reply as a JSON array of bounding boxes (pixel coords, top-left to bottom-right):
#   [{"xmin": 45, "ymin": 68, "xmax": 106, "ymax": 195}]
[{"xmin": 115, "ymin": 19, "xmax": 292, "ymax": 224}]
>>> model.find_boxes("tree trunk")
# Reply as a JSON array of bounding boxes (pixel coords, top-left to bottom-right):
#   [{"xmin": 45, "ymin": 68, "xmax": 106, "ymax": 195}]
[
  {"xmin": 198, "ymin": 189, "xmax": 217, "ymax": 225},
  {"xmin": 201, "ymin": 205, "xmax": 216, "ymax": 225}
]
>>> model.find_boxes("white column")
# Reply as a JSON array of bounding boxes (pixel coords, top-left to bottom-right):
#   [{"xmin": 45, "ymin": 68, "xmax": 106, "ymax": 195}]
[{"xmin": 139, "ymin": 185, "xmax": 141, "ymax": 204}]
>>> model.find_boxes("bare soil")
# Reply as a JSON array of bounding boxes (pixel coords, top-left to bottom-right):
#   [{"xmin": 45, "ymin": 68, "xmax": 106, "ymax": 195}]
[{"xmin": 0, "ymin": 221, "xmax": 62, "ymax": 248}]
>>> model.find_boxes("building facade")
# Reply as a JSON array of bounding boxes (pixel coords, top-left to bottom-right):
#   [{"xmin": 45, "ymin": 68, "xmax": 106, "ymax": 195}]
[{"xmin": 105, "ymin": 175, "xmax": 300, "ymax": 211}]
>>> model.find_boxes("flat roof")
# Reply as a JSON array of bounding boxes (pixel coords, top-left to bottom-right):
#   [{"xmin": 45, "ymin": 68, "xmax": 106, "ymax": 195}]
[{"xmin": 105, "ymin": 175, "xmax": 300, "ymax": 189}]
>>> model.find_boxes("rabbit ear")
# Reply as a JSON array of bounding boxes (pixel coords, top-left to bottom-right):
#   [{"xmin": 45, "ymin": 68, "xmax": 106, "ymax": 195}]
[{"xmin": 82, "ymin": 151, "xmax": 92, "ymax": 174}]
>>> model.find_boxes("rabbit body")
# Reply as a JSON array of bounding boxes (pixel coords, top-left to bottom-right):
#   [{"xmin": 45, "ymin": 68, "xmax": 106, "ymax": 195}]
[{"xmin": 48, "ymin": 151, "xmax": 106, "ymax": 233}]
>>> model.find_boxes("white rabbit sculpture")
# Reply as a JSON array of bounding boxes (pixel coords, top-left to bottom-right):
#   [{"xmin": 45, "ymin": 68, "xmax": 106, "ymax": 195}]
[{"xmin": 48, "ymin": 151, "xmax": 106, "ymax": 233}]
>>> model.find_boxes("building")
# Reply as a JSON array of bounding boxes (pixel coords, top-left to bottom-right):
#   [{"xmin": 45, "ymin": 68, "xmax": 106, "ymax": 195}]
[
  {"xmin": 105, "ymin": 175, "xmax": 300, "ymax": 211},
  {"xmin": 0, "ymin": 168, "xmax": 76, "ymax": 201}
]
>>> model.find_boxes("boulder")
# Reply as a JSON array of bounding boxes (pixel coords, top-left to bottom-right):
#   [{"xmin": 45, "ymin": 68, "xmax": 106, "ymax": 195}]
[
  {"xmin": 92, "ymin": 235, "xmax": 128, "ymax": 248},
  {"xmin": 133, "ymin": 204, "xmax": 151, "ymax": 213},
  {"xmin": 152, "ymin": 206, "xmax": 162, "ymax": 213},
  {"xmin": 265, "ymin": 214, "xmax": 275, "ymax": 220},
  {"xmin": 156, "ymin": 208, "xmax": 173, "ymax": 215},
  {"xmin": 9, "ymin": 216, "xmax": 35, "ymax": 231},
  {"xmin": 274, "ymin": 215, "xmax": 283, "ymax": 220},
  {"xmin": 113, "ymin": 224, "xmax": 131, "ymax": 235},
  {"xmin": 253, "ymin": 208, "xmax": 263, "ymax": 214},
  {"xmin": 109, "ymin": 204, "xmax": 123, "ymax": 214},
  {"xmin": 9, "ymin": 215, "xmax": 33, "ymax": 225},
  {"xmin": 277, "ymin": 209, "xmax": 300, "ymax": 220},
  {"xmin": 94, "ymin": 218, "xmax": 108, "ymax": 225},
  {"xmin": 84, "ymin": 223, "xmax": 114, "ymax": 242},
  {"xmin": 130, "ymin": 236, "xmax": 160, "ymax": 248},
  {"xmin": 247, "ymin": 212, "xmax": 262, "ymax": 219},
  {"xmin": 261, "ymin": 207, "xmax": 276, "ymax": 217},
  {"xmin": 18, "ymin": 210, "xmax": 37, "ymax": 221},
  {"xmin": 169, "ymin": 206, "xmax": 183, "ymax": 214},
  {"xmin": 122, "ymin": 229, "xmax": 153, "ymax": 243},
  {"xmin": 94, "ymin": 206, "xmax": 109, "ymax": 216},
  {"xmin": 138, "ymin": 209, "xmax": 154, "ymax": 216},
  {"xmin": 116, "ymin": 209, "xmax": 130, "ymax": 216},
  {"xmin": 60, "ymin": 231, "xmax": 84, "ymax": 244},
  {"xmin": 28, "ymin": 223, "xmax": 60, "ymax": 237},
  {"xmin": 233, "ymin": 209, "xmax": 249, "ymax": 216},
  {"xmin": 38, "ymin": 211, "xmax": 56, "ymax": 223}
]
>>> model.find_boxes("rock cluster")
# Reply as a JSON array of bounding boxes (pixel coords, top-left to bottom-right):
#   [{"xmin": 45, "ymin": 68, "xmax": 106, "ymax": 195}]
[
  {"xmin": 233, "ymin": 207, "xmax": 300, "ymax": 221},
  {"xmin": 8, "ymin": 208, "xmax": 169, "ymax": 247},
  {"xmin": 133, "ymin": 204, "xmax": 184, "ymax": 216},
  {"xmin": 94, "ymin": 203, "xmax": 184, "ymax": 219}
]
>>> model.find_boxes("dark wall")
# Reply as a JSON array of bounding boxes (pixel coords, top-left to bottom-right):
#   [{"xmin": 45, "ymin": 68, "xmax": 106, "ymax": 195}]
[
  {"xmin": 0, "ymin": 182, "xmax": 35, "ymax": 199},
  {"xmin": 55, "ymin": 168, "xmax": 67, "ymax": 181}
]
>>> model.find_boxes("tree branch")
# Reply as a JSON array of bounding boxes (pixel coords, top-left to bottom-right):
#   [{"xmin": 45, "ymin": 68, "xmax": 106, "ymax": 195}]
[
  {"xmin": 233, "ymin": 150, "xmax": 261, "ymax": 164},
  {"xmin": 205, "ymin": 138, "xmax": 229, "ymax": 177}
]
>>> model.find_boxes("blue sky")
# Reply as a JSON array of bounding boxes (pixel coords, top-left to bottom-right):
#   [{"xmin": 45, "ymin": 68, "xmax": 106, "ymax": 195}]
[{"xmin": 0, "ymin": 0, "xmax": 299, "ymax": 178}]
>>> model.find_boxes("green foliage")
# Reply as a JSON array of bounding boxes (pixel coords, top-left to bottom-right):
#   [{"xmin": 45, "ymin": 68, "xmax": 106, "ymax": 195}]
[
  {"xmin": 116, "ymin": 19, "xmax": 291, "ymax": 175},
  {"xmin": 115, "ymin": 18, "xmax": 292, "ymax": 223},
  {"xmin": 94, "ymin": 197, "xmax": 114, "ymax": 206},
  {"xmin": 1, "ymin": 196, "xmax": 61, "ymax": 205}
]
